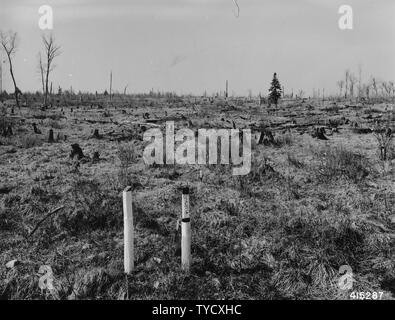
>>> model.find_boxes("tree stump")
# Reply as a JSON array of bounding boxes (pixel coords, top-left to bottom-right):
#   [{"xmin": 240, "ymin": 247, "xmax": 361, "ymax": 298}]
[
  {"xmin": 331, "ymin": 127, "xmax": 339, "ymax": 134},
  {"xmin": 70, "ymin": 144, "xmax": 84, "ymax": 160},
  {"xmin": 258, "ymin": 129, "xmax": 275, "ymax": 145},
  {"xmin": 312, "ymin": 127, "xmax": 328, "ymax": 140},
  {"xmin": 0, "ymin": 183, "xmax": 14, "ymax": 194},
  {"xmin": 92, "ymin": 129, "xmax": 101, "ymax": 139},
  {"xmin": 7, "ymin": 125, "xmax": 13, "ymax": 136},
  {"xmin": 92, "ymin": 151, "xmax": 100, "ymax": 163},
  {"xmin": 33, "ymin": 123, "xmax": 41, "ymax": 134},
  {"xmin": 48, "ymin": 129, "xmax": 54, "ymax": 143},
  {"xmin": 2, "ymin": 125, "xmax": 13, "ymax": 137}
]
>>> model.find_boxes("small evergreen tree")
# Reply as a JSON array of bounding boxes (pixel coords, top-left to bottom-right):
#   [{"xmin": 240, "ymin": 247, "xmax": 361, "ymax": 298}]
[{"xmin": 268, "ymin": 72, "xmax": 282, "ymax": 107}]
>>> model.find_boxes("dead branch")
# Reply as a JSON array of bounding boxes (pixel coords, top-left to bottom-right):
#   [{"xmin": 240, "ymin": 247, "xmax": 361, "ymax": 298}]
[{"xmin": 29, "ymin": 206, "xmax": 65, "ymax": 237}]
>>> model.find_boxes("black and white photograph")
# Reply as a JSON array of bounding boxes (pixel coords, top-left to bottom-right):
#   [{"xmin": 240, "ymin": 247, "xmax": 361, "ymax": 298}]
[{"xmin": 0, "ymin": 0, "xmax": 394, "ymax": 308}]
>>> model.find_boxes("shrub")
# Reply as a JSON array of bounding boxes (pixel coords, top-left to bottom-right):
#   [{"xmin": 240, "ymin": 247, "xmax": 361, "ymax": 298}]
[
  {"xmin": 287, "ymin": 153, "xmax": 304, "ymax": 168},
  {"xmin": 117, "ymin": 143, "xmax": 139, "ymax": 167},
  {"xmin": 373, "ymin": 121, "xmax": 394, "ymax": 161},
  {"xmin": 44, "ymin": 118, "xmax": 64, "ymax": 129},
  {"xmin": 57, "ymin": 178, "xmax": 122, "ymax": 234},
  {"xmin": 275, "ymin": 132, "xmax": 293, "ymax": 147},
  {"xmin": 314, "ymin": 146, "xmax": 371, "ymax": 183},
  {"xmin": 0, "ymin": 107, "xmax": 14, "ymax": 137},
  {"xmin": 19, "ymin": 135, "xmax": 43, "ymax": 148},
  {"xmin": 117, "ymin": 143, "xmax": 139, "ymax": 188}
]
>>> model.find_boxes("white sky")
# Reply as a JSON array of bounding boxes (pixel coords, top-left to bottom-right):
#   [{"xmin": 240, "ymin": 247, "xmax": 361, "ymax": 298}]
[{"xmin": 0, "ymin": 0, "xmax": 394, "ymax": 96}]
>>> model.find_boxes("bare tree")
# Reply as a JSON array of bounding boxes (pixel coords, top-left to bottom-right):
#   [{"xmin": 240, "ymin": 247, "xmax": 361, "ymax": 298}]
[
  {"xmin": 37, "ymin": 53, "xmax": 45, "ymax": 96},
  {"xmin": 371, "ymin": 77, "xmax": 379, "ymax": 98},
  {"xmin": 0, "ymin": 30, "xmax": 21, "ymax": 108},
  {"xmin": 364, "ymin": 83, "xmax": 371, "ymax": 100},
  {"xmin": 42, "ymin": 34, "xmax": 61, "ymax": 107},
  {"xmin": 358, "ymin": 64, "xmax": 363, "ymax": 100},
  {"xmin": 381, "ymin": 81, "xmax": 393, "ymax": 98},
  {"xmin": 345, "ymin": 69, "xmax": 350, "ymax": 98},
  {"xmin": 389, "ymin": 81, "xmax": 395, "ymax": 100},
  {"xmin": 349, "ymin": 73, "xmax": 357, "ymax": 98},
  {"xmin": 337, "ymin": 80, "xmax": 344, "ymax": 98},
  {"xmin": 109, "ymin": 71, "xmax": 113, "ymax": 101}
]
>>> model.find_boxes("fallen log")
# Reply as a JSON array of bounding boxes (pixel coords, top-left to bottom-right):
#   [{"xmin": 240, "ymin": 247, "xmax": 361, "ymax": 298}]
[
  {"xmin": 70, "ymin": 144, "xmax": 85, "ymax": 160},
  {"xmin": 29, "ymin": 206, "xmax": 65, "ymax": 237},
  {"xmin": 312, "ymin": 127, "xmax": 329, "ymax": 140}
]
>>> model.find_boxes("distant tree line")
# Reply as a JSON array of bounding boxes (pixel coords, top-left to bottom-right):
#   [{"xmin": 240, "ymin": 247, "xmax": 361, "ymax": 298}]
[{"xmin": 337, "ymin": 66, "xmax": 395, "ymax": 101}]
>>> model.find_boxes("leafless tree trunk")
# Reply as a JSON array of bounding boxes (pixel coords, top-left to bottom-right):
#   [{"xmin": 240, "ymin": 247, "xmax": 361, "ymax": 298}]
[
  {"xmin": 365, "ymin": 83, "xmax": 370, "ymax": 100},
  {"xmin": 345, "ymin": 69, "xmax": 350, "ymax": 99},
  {"xmin": 358, "ymin": 64, "xmax": 362, "ymax": 100},
  {"xmin": 389, "ymin": 82, "xmax": 395, "ymax": 101},
  {"xmin": 0, "ymin": 30, "xmax": 20, "ymax": 108},
  {"xmin": 349, "ymin": 74, "xmax": 357, "ymax": 98},
  {"xmin": 337, "ymin": 80, "xmax": 344, "ymax": 98},
  {"xmin": 42, "ymin": 34, "xmax": 61, "ymax": 107},
  {"xmin": 109, "ymin": 71, "xmax": 113, "ymax": 101},
  {"xmin": 37, "ymin": 53, "xmax": 45, "ymax": 96},
  {"xmin": 372, "ymin": 77, "xmax": 378, "ymax": 98},
  {"xmin": 381, "ymin": 82, "xmax": 392, "ymax": 98}
]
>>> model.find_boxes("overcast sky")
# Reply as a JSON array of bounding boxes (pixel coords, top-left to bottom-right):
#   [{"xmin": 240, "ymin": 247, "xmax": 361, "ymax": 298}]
[{"xmin": 0, "ymin": 0, "xmax": 394, "ymax": 96}]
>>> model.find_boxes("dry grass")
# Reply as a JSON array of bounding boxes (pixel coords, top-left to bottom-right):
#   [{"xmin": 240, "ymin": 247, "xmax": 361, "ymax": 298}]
[
  {"xmin": 314, "ymin": 145, "xmax": 372, "ymax": 183},
  {"xmin": 18, "ymin": 135, "xmax": 43, "ymax": 148},
  {"xmin": 0, "ymin": 97, "xmax": 394, "ymax": 300}
]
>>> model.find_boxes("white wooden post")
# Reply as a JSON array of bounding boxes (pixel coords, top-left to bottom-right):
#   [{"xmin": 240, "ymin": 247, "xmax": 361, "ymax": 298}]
[
  {"xmin": 123, "ymin": 186, "xmax": 134, "ymax": 274},
  {"xmin": 181, "ymin": 187, "xmax": 191, "ymax": 271}
]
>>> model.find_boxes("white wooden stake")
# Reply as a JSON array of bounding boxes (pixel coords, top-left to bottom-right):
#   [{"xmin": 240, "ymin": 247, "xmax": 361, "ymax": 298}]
[
  {"xmin": 181, "ymin": 187, "xmax": 191, "ymax": 272},
  {"xmin": 123, "ymin": 186, "xmax": 134, "ymax": 274}
]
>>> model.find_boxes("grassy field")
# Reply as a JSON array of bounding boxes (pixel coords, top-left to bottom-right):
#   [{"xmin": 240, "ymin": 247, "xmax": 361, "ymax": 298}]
[{"xmin": 0, "ymin": 96, "xmax": 394, "ymax": 300}]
